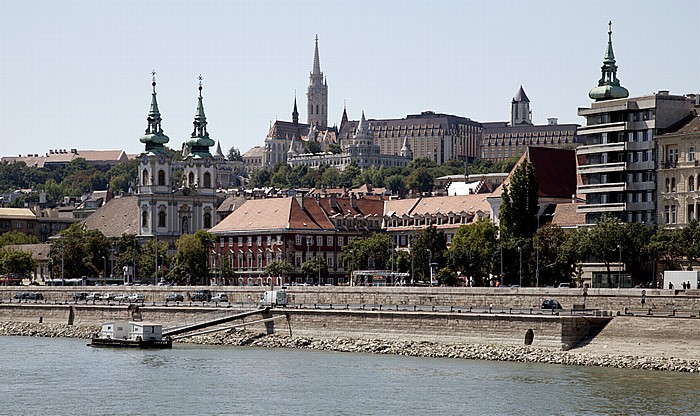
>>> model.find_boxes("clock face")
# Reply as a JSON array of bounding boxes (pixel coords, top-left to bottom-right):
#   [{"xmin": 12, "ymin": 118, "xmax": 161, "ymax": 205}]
[
  {"xmin": 158, "ymin": 155, "xmax": 165, "ymax": 164},
  {"xmin": 141, "ymin": 156, "xmax": 149, "ymax": 165},
  {"xmin": 204, "ymin": 158, "xmax": 211, "ymax": 167}
]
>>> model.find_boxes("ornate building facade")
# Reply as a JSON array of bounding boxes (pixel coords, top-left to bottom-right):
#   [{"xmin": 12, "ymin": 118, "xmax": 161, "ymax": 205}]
[{"xmin": 136, "ymin": 76, "xmax": 218, "ymax": 244}]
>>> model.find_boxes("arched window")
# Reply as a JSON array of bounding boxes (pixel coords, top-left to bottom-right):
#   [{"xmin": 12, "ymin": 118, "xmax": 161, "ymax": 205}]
[
  {"xmin": 158, "ymin": 211, "xmax": 166, "ymax": 228},
  {"xmin": 158, "ymin": 170, "xmax": 165, "ymax": 186},
  {"xmin": 690, "ymin": 176, "xmax": 695, "ymax": 192},
  {"xmin": 188, "ymin": 172, "xmax": 195, "ymax": 186},
  {"xmin": 316, "ymin": 104, "xmax": 319, "ymax": 115},
  {"xmin": 203, "ymin": 172, "xmax": 211, "ymax": 188},
  {"xmin": 690, "ymin": 146, "xmax": 696, "ymax": 162},
  {"xmin": 142, "ymin": 169, "xmax": 149, "ymax": 186},
  {"xmin": 671, "ymin": 177, "xmax": 677, "ymax": 192},
  {"xmin": 204, "ymin": 212, "xmax": 212, "ymax": 228},
  {"xmin": 142, "ymin": 211, "xmax": 148, "ymax": 227},
  {"xmin": 666, "ymin": 178, "xmax": 671, "ymax": 192}
]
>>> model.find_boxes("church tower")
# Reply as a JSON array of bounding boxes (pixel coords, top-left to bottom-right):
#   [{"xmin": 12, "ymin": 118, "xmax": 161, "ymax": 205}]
[
  {"xmin": 138, "ymin": 72, "xmax": 174, "ymax": 238},
  {"xmin": 588, "ymin": 21, "xmax": 629, "ymax": 101},
  {"xmin": 307, "ymin": 35, "xmax": 328, "ymax": 128},
  {"xmin": 510, "ymin": 85, "xmax": 532, "ymax": 126}
]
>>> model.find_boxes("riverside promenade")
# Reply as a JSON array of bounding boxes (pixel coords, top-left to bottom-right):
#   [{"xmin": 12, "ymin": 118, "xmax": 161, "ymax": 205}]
[{"xmin": 2, "ymin": 286, "xmax": 699, "ymax": 371}]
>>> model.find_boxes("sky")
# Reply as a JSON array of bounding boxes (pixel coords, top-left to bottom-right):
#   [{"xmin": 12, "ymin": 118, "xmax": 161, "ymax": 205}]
[{"xmin": 1, "ymin": 0, "xmax": 699, "ymax": 158}]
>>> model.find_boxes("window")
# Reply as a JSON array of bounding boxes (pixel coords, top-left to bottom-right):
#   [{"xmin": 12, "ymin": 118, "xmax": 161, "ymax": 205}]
[
  {"xmin": 295, "ymin": 234, "xmax": 302, "ymax": 245},
  {"xmin": 158, "ymin": 170, "xmax": 165, "ymax": 186},
  {"xmin": 188, "ymin": 172, "xmax": 195, "ymax": 186},
  {"xmin": 690, "ymin": 147, "xmax": 696, "ymax": 162},
  {"xmin": 204, "ymin": 212, "xmax": 212, "ymax": 228},
  {"xmin": 317, "ymin": 236, "xmax": 323, "ymax": 246},
  {"xmin": 665, "ymin": 205, "xmax": 670, "ymax": 224},
  {"xmin": 203, "ymin": 172, "xmax": 211, "ymax": 188},
  {"xmin": 256, "ymin": 236, "xmax": 262, "ymax": 245},
  {"xmin": 671, "ymin": 205, "xmax": 677, "ymax": 224},
  {"xmin": 237, "ymin": 236, "xmax": 243, "ymax": 245},
  {"xmin": 690, "ymin": 176, "xmax": 695, "ymax": 192},
  {"xmin": 338, "ymin": 236, "xmax": 344, "ymax": 246},
  {"xmin": 142, "ymin": 211, "xmax": 148, "ymax": 227},
  {"xmin": 671, "ymin": 177, "xmax": 677, "ymax": 192},
  {"xmin": 689, "ymin": 204, "xmax": 696, "ymax": 222},
  {"xmin": 327, "ymin": 236, "xmax": 333, "ymax": 246},
  {"xmin": 247, "ymin": 236, "xmax": 252, "ymax": 246},
  {"xmin": 142, "ymin": 169, "xmax": 149, "ymax": 186},
  {"xmin": 158, "ymin": 211, "xmax": 166, "ymax": 228}
]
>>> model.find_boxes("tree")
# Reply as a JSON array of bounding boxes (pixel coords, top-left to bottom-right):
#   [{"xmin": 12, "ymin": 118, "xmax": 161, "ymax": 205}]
[
  {"xmin": 304, "ymin": 141, "xmax": 322, "ymax": 154},
  {"xmin": 405, "ymin": 167, "xmax": 433, "ymax": 194},
  {"xmin": 49, "ymin": 224, "xmax": 110, "ymax": 280},
  {"xmin": 328, "ymin": 144, "xmax": 342, "ymax": 154},
  {"xmin": 385, "ymin": 175, "xmax": 407, "ymax": 196},
  {"xmin": 0, "ymin": 230, "xmax": 39, "ymax": 247},
  {"xmin": 0, "ymin": 248, "xmax": 36, "ymax": 279},
  {"xmin": 579, "ymin": 215, "xmax": 626, "ymax": 287},
  {"xmin": 227, "ymin": 147, "xmax": 243, "ymax": 161},
  {"xmin": 170, "ymin": 234, "xmax": 207, "ymax": 285},
  {"xmin": 264, "ymin": 259, "xmax": 294, "ymax": 283},
  {"xmin": 301, "ymin": 255, "xmax": 328, "ymax": 283},
  {"xmin": 448, "ymin": 219, "xmax": 499, "ymax": 285},
  {"xmin": 339, "ymin": 233, "xmax": 391, "ymax": 272},
  {"xmin": 412, "ymin": 226, "xmax": 447, "ymax": 284},
  {"xmin": 499, "ymin": 160, "xmax": 538, "ymax": 240},
  {"xmin": 107, "ymin": 159, "xmax": 137, "ymax": 194}
]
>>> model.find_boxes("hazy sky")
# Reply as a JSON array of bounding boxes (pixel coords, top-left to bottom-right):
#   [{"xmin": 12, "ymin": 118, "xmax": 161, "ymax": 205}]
[{"xmin": 1, "ymin": 1, "xmax": 698, "ymax": 158}]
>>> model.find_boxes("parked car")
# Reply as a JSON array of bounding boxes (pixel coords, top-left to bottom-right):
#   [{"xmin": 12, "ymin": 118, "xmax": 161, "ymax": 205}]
[
  {"xmin": 101, "ymin": 293, "xmax": 114, "ymax": 301},
  {"xmin": 541, "ymin": 299, "xmax": 562, "ymax": 310},
  {"xmin": 25, "ymin": 292, "xmax": 44, "ymax": 300},
  {"xmin": 210, "ymin": 293, "xmax": 229, "ymax": 303},
  {"xmin": 13, "ymin": 292, "xmax": 27, "ymax": 300},
  {"xmin": 74, "ymin": 292, "xmax": 88, "ymax": 301},
  {"xmin": 191, "ymin": 290, "xmax": 211, "ymax": 302},
  {"xmin": 128, "ymin": 293, "xmax": 145, "ymax": 302},
  {"xmin": 165, "ymin": 293, "xmax": 184, "ymax": 302},
  {"xmin": 113, "ymin": 293, "xmax": 129, "ymax": 302},
  {"xmin": 558, "ymin": 283, "xmax": 571, "ymax": 288},
  {"xmin": 86, "ymin": 292, "xmax": 101, "ymax": 301}
]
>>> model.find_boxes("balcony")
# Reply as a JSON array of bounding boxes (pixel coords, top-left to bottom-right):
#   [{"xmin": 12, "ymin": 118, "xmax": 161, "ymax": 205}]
[
  {"xmin": 577, "ymin": 182, "xmax": 626, "ymax": 194},
  {"xmin": 577, "ymin": 202, "xmax": 626, "ymax": 214},
  {"xmin": 576, "ymin": 142, "xmax": 625, "ymax": 155},
  {"xmin": 577, "ymin": 162, "xmax": 627, "ymax": 175},
  {"xmin": 577, "ymin": 122, "xmax": 626, "ymax": 135}
]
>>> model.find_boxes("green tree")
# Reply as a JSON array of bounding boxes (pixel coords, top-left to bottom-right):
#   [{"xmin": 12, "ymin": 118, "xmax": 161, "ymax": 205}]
[
  {"xmin": 248, "ymin": 168, "xmax": 272, "ymax": 188},
  {"xmin": 580, "ymin": 215, "xmax": 626, "ymax": 288},
  {"xmin": 339, "ymin": 233, "xmax": 391, "ymax": 272},
  {"xmin": 412, "ymin": 226, "xmax": 447, "ymax": 284},
  {"xmin": 169, "ymin": 230, "xmax": 215, "ymax": 285},
  {"xmin": 385, "ymin": 174, "xmax": 407, "ymax": 196},
  {"xmin": 449, "ymin": 219, "xmax": 499, "ymax": 285},
  {"xmin": 499, "ymin": 160, "xmax": 538, "ymax": 240},
  {"xmin": 264, "ymin": 259, "xmax": 294, "ymax": 283},
  {"xmin": 301, "ymin": 255, "xmax": 328, "ymax": 283},
  {"xmin": 107, "ymin": 159, "xmax": 137, "ymax": 194},
  {"xmin": 0, "ymin": 230, "xmax": 39, "ymax": 247},
  {"xmin": 227, "ymin": 147, "xmax": 243, "ymax": 161},
  {"xmin": 405, "ymin": 167, "xmax": 433, "ymax": 193},
  {"xmin": 0, "ymin": 248, "xmax": 37, "ymax": 278},
  {"xmin": 304, "ymin": 141, "xmax": 322, "ymax": 154},
  {"xmin": 328, "ymin": 144, "xmax": 342, "ymax": 154},
  {"xmin": 437, "ymin": 267, "xmax": 458, "ymax": 286},
  {"xmin": 49, "ymin": 224, "xmax": 110, "ymax": 279}
]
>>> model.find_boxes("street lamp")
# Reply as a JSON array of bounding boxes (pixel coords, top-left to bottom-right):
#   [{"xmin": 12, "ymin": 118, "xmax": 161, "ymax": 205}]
[
  {"xmin": 101, "ymin": 256, "xmax": 106, "ymax": 280},
  {"xmin": 517, "ymin": 246, "xmax": 522, "ymax": 287},
  {"xmin": 617, "ymin": 244, "xmax": 622, "ymax": 289},
  {"xmin": 427, "ymin": 249, "xmax": 433, "ymax": 286}
]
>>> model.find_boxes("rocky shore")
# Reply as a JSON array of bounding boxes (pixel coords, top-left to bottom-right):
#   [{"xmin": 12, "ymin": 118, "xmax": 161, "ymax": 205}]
[{"xmin": 3, "ymin": 321, "xmax": 697, "ymax": 373}]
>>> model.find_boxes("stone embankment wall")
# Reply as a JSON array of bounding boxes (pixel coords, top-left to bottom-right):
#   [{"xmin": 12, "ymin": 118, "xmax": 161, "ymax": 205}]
[
  {"xmin": 2, "ymin": 286, "xmax": 700, "ymax": 313},
  {"xmin": 0, "ymin": 303, "xmax": 609, "ymax": 351}
]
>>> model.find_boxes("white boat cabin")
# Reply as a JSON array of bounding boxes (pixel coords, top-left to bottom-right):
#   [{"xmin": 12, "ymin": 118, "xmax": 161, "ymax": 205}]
[{"xmin": 99, "ymin": 321, "xmax": 164, "ymax": 341}]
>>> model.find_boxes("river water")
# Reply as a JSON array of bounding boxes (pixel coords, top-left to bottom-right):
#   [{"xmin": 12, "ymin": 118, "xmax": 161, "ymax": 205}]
[{"xmin": 1, "ymin": 336, "xmax": 698, "ymax": 416}]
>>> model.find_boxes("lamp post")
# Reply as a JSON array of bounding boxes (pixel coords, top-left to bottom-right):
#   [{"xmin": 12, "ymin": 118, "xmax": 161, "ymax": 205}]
[
  {"xmin": 101, "ymin": 256, "xmax": 106, "ymax": 280},
  {"xmin": 61, "ymin": 235, "xmax": 65, "ymax": 286},
  {"xmin": 154, "ymin": 237, "xmax": 158, "ymax": 286},
  {"xmin": 517, "ymin": 246, "xmax": 522, "ymax": 287},
  {"xmin": 427, "ymin": 249, "xmax": 433, "ymax": 286},
  {"xmin": 617, "ymin": 244, "xmax": 622, "ymax": 289},
  {"xmin": 410, "ymin": 235, "xmax": 415, "ymax": 286}
]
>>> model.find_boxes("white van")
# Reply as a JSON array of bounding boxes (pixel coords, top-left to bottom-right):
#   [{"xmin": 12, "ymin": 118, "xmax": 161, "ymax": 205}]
[{"xmin": 260, "ymin": 290, "xmax": 288, "ymax": 307}]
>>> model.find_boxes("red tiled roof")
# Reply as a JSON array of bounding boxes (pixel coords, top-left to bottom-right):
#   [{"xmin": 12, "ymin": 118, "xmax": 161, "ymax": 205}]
[{"xmin": 551, "ymin": 203, "xmax": 585, "ymax": 228}]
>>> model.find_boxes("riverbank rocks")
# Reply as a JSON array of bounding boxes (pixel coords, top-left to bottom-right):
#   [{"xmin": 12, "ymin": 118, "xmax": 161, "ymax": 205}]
[{"xmin": 2, "ymin": 322, "xmax": 699, "ymax": 373}]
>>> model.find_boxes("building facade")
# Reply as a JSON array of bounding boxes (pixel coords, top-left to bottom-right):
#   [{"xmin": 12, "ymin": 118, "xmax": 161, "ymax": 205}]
[
  {"xmin": 209, "ymin": 194, "xmax": 385, "ymax": 286},
  {"xmin": 657, "ymin": 114, "xmax": 700, "ymax": 227},
  {"xmin": 575, "ymin": 24, "xmax": 696, "ymax": 225},
  {"xmin": 481, "ymin": 86, "xmax": 579, "ymax": 162},
  {"xmin": 287, "ymin": 112, "xmax": 412, "ymax": 171},
  {"xmin": 136, "ymin": 76, "xmax": 218, "ymax": 245},
  {"xmin": 338, "ymin": 111, "xmax": 482, "ymax": 165}
]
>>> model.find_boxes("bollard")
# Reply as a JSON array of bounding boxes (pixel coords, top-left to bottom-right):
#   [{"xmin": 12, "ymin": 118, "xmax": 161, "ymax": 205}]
[
  {"xmin": 379, "ymin": 305, "xmax": 382, "ymax": 311},
  {"xmin": 450, "ymin": 306, "xmax": 453, "ymax": 313},
  {"xmin": 330, "ymin": 304, "xmax": 333, "ymax": 309},
  {"xmin": 414, "ymin": 305, "xmax": 417, "ymax": 311},
  {"xmin": 396, "ymin": 305, "xmax": 399, "ymax": 311},
  {"xmin": 346, "ymin": 304, "xmax": 349, "ymax": 310}
]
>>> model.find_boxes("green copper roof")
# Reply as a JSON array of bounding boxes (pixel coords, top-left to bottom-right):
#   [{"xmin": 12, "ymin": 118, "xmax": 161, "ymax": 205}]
[
  {"xmin": 185, "ymin": 76, "xmax": 214, "ymax": 157},
  {"xmin": 139, "ymin": 75, "xmax": 170, "ymax": 152},
  {"xmin": 589, "ymin": 21, "xmax": 629, "ymax": 101}
]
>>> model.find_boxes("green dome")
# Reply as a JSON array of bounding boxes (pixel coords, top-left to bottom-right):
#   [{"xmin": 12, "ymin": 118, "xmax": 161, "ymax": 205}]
[{"xmin": 589, "ymin": 84, "xmax": 629, "ymax": 101}]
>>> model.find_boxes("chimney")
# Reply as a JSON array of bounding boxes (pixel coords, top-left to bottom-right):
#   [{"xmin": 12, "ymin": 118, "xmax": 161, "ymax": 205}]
[
  {"xmin": 547, "ymin": 118, "xmax": 558, "ymax": 125},
  {"xmin": 350, "ymin": 192, "xmax": 357, "ymax": 208},
  {"xmin": 330, "ymin": 194, "xmax": 340, "ymax": 212},
  {"xmin": 658, "ymin": 90, "xmax": 670, "ymax": 96},
  {"xmin": 295, "ymin": 194, "xmax": 304, "ymax": 211}
]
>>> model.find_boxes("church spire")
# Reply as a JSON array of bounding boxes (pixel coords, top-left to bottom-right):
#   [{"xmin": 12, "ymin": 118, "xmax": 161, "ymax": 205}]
[
  {"xmin": 292, "ymin": 95, "xmax": 299, "ymax": 125},
  {"xmin": 139, "ymin": 71, "xmax": 170, "ymax": 153},
  {"xmin": 186, "ymin": 75, "xmax": 215, "ymax": 157},
  {"xmin": 589, "ymin": 21, "xmax": 629, "ymax": 101},
  {"xmin": 312, "ymin": 34, "xmax": 321, "ymax": 75}
]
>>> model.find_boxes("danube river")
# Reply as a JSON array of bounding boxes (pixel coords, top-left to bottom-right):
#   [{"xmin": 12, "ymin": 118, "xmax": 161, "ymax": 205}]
[{"xmin": 1, "ymin": 336, "xmax": 698, "ymax": 416}]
